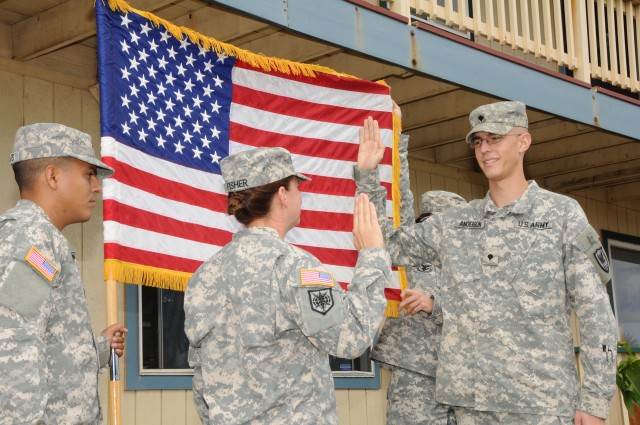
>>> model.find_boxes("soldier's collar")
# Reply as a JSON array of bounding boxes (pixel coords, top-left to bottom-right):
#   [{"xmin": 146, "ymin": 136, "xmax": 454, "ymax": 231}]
[{"xmin": 481, "ymin": 181, "xmax": 538, "ymax": 216}]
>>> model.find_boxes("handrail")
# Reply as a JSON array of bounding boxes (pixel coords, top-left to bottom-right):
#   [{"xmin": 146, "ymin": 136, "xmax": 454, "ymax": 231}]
[{"xmin": 393, "ymin": 0, "xmax": 640, "ymax": 93}]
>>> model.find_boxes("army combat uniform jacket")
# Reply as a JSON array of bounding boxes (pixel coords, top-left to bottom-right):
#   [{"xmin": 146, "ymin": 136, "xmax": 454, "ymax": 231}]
[
  {"xmin": 184, "ymin": 226, "xmax": 390, "ymax": 425},
  {"xmin": 0, "ymin": 200, "xmax": 110, "ymax": 424},
  {"xmin": 371, "ymin": 133, "xmax": 443, "ymax": 377},
  {"xmin": 356, "ymin": 169, "xmax": 618, "ymax": 419},
  {"xmin": 372, "ymin": 265, "xmax": 442, "ymax": 377}
]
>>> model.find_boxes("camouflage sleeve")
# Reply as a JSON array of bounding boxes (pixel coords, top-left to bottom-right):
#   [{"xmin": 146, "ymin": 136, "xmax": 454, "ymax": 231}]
[
  {"xmin": 406, "ymin": 266, "xmax": 442, "ymax": 322},
  {"xmin": 0, "ymin": 231, "xmax": 56, "ymax": 423},
  {"xmin": 94, "ymin": 332, "xmax": 111, "ymax": 371},
  {"xmin": 564, "ymin": 204, "xmax": 618, "ymax": 418},
  {"xmin": 354, "ymin": 165, "xmax": 442, "ymax": 269},
  {"xmin": 429, "ymin": 269, "xmax": 443, "ymax": 321},
  {"xmin": 398, "ymin": 134, "xmax": 416, "ymax": 226},
  {"xmin": 353, "ymin": 166, "xmax": 392, "ymax": 240},
  {"xmin": 279, "ymin": 247, "xmax": 390, "ymax": 359},
  {"xmin": 184, "ymin": 261, "xmax": 223, "ymax": 349},
  {"xmin": 189, "ymin": 347, "xmax": 208, "ymax": 423}
]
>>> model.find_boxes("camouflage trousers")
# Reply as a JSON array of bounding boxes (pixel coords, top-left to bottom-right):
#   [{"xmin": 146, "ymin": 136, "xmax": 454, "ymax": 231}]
[
  {"xmin": 454, "ymin": 407, "xmax": 574, "ymax": 425},
  {"xmin": 385, "ymin": 367, "xmax": 456, "ymax": 425}
]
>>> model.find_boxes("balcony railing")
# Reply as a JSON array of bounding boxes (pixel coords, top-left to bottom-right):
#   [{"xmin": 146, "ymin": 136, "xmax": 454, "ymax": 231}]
[{"xmin": 381, "ymin": 0, "xmax": 640, "ymax": 93}]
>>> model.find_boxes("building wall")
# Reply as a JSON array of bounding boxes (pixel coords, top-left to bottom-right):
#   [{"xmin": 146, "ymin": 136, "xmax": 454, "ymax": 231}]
[{"xmin": 0, "ymin": 66, "xmax": 635, "ymax": 425}]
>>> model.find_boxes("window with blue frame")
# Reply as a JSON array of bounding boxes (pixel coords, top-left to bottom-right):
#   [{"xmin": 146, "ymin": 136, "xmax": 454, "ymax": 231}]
[
  {"xmin": 125, "ymin": 285, "xmax": 380, "ymax": 390},
  {"xmin": 603, "ymin": 230, "xmax": 640, "ymax": 350}
]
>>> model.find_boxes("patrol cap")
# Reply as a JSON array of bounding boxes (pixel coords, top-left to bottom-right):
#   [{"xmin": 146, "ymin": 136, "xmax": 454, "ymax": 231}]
[
  {"xmin": 11, "ymin": 123, "xmax": 114, "ymax": 178},
  {"xmin": 465, "ymin": 100, "xmax": 528, "ymax": 144},
  {"xmin": 220, "ymin": 147, "xmax": 311, "ymax": 193},
  {"xmin": 420, "ymin": 190, "xmax": 466, "ymax": 215}
]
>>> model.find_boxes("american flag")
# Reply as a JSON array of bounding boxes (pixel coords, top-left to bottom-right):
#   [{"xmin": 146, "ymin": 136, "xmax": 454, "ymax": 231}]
[
  {"xmin": 95, "ymin": 0, "xmax": 399, "ymax": 302},
  {"xmin": 300, "ymin": 270, "xmax": 335, "ymax": 287},
  {"xmin": 26, "ymin": 247, "xmax": 58, "ymax": 282}
]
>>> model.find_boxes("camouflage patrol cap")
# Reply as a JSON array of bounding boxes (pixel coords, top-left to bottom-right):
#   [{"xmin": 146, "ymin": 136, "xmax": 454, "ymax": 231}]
[
  {"xmin": 11, "ymin": 123, "xmax": 114, "ymax": 178},
  {"xmin": 420, "ymin": 190, "xmax": 466, "ymax": 215},
  {"xmin": 220, "ymin": 147, "xmax": 311, "ymax": 193},
  {"xmin": 465, "ymin": 100, "xmax": 528, "ymax": 144}
]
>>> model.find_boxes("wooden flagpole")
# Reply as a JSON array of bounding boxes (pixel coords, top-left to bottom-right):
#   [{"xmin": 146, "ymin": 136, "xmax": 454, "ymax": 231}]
[{"xmin": 106, "ymin": 274, "xmax": 121, "ymax": 425}]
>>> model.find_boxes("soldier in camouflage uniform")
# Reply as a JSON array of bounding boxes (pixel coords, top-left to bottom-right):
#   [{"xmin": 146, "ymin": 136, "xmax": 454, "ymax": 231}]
[
  {"xmin": 374, "ymin": 189, "xmax": 464, "ymax": 425},
  {"xmin": 373, "ymin": 124, "xmax": 464, "ymax": 425},
  {"xmin": 355, "ymin": 101, "xmax": 618, "ymax": 424},
  {"xmin": 0, "ymin": 123, "xmax": 127, "ymax": 424},
  {"xmin": 184, "ymin": 146, "xmax": 390, "ymax": 424}
]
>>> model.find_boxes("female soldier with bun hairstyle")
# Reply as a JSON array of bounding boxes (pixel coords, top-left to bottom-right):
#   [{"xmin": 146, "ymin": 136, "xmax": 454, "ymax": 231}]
[{"xmin": 184, "ymin": 146, "xmax": 391, "ymax": 424}]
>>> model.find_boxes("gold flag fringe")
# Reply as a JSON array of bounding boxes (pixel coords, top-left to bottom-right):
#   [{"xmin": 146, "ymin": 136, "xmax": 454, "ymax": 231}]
[
  {"xmin": 104, "ymin": 259, "xmax": 192, "ymax": 291},
  {"xmin": 104, "ymin": 0, "xmax": 370, "ymax": 79},
  {"xmin": 385, "ymin": 299, "xmax": 401, "ymax": 318},
  {"xmin": 386, "ymin": 111, "xmax": 407, "ymax": 318},
  {"xmin": 391, "ymin": 111, "xmax": 403, "ymax": 229}
]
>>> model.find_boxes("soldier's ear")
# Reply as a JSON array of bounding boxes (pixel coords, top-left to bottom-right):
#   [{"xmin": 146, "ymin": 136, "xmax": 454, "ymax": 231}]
[
  {"xmin": 276, "ymin": 185, "xmax": 288, "ymax": 205},
  {"xmin": 518, "ymin": 132, "xmax": 532, "ymax": 153},
  {"xmin": 44, "ymin": 164, "xmax": 60, "ymax": 190}
]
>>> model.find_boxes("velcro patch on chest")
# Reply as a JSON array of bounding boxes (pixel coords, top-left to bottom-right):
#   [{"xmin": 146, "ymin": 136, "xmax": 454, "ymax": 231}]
[
  {"xmin": 417, "ymin": 264, "xmax": 433, "ymax": 273},
  {"xmin": 25, "ymin": 246, "xmax": 59, "ymax": 282},
  {"xmin": 455, "ymin": 220, "xmax": 484, "ymax": 229},
  {"xmin": 516, "ymin": 220, "xmax": 552, "ymax": 229},
  {"xmin": 299, "ymin": 269, "xmax": 334, "ymax": 287}
]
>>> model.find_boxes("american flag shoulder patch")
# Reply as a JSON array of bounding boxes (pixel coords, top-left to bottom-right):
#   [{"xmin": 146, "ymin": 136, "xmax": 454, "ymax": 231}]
[
  {"xmin": 25, "ymin": 246, "xmax": 59, "ymax": 282},
  {"xmin": 299, "ymin": 269, "xmax": 334, "ymax": 287}
]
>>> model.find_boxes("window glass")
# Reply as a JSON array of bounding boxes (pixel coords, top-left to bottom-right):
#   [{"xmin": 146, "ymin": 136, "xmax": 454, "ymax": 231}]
[
  {"xmin": 140, "ymin": 286, "xmax": 190, "ymax": 371},
  {"xmin": 604, "ymin": 231, "xmax": 640, "ymax": 349}
]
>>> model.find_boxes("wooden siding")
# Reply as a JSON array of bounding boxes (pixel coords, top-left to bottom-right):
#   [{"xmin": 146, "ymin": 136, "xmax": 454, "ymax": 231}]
[{"xmin": 0, "ymin": 65, "xmax": 637, "ymax": 425}]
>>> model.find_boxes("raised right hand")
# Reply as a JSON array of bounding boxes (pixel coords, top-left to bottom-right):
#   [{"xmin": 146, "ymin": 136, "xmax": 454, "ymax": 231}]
[
  {"xmin": 357, "ymin": 116, "xmax": 385, "ymax": 171},
  {"xmin": 353, "ymin": 193, "xmax": 384, "ymax": 250}
]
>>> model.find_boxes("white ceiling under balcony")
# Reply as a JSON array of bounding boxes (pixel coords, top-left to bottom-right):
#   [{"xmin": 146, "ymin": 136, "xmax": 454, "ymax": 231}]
[{"xmin": 1, "ymin": 0, "xmax": 639, "ymax": 210}]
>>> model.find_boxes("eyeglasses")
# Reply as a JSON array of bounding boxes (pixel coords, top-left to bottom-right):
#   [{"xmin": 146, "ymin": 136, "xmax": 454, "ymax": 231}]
[{"xmin": 468, "ymin": 133, "xmax": 525, "ymax": 150}]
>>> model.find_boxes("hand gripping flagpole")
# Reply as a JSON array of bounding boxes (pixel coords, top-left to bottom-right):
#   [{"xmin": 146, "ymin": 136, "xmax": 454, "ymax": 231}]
[{"xmin": 106, "ymin": 273, "xmax": 121, "ymax": 425}]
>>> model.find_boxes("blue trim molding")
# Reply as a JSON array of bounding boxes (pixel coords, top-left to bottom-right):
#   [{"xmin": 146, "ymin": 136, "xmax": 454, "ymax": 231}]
[
  {"xmin": 124, "ymin": 284, "xmax": 192, "ymax": 390},
  {"xmin": 333, "ymin": 362, "xmax": 381, "ymax": 389}
]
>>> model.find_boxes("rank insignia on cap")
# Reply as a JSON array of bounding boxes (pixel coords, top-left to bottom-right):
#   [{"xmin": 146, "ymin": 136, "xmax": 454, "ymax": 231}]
[
  {"xmin": 300, "ymin": 269, "xmax": 334, "ymax": 287},
  {"xmin": 308, "ymin": 288, "xmax": 334, "ymax": 315},
  {"xmin": 25, "ymin": 246, "xmax": 59, "ymax": 282}
]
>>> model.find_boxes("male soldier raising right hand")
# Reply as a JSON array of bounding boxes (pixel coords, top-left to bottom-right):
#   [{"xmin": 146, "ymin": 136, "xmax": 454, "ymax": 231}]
[{"xmin": 354, "ymin": 101, "xmax": 618, "ymax": 425}]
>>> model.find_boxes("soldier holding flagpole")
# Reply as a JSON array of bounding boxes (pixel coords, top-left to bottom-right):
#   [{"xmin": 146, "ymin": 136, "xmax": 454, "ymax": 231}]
[{"xmin": 0, "ymin": 123, "xmax": 127, "ymax": 424}]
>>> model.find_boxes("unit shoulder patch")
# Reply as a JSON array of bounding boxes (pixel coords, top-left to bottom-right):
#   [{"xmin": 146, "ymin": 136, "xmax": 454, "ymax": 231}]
[
  {"xmin": 593, "ymin": 247, "xmax": 610, "ymax": 273},
  {"xmin": 25, "ymin": 246, "xmax": 59, "ymax": 282},
  {"xmin": 308, "ymin": 288, "xmax": 334, "ymax": 315},
  {"xmin": 575, "ymin": 226, "xmax": 611, "ymax": 284}
]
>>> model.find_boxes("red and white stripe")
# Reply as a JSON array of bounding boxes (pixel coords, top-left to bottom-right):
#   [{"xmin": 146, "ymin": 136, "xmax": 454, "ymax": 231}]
[{"xmin": 102, "ymin": 60, "xmax": 399, "ymax": 291}]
